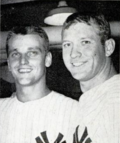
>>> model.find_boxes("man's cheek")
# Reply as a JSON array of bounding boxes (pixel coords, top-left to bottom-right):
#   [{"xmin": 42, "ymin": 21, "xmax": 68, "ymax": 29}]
[{"xmin": 84, "ymin": 49, "xmax": 95, "ymax": 57}]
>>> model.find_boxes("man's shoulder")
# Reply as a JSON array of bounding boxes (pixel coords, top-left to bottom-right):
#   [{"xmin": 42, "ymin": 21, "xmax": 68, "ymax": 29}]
[
  {"xmin": 51, "ymin": 91, "xmax": 78, "ymax": 103},
  {"xmin": 0, "ymin": 97, "xmax": 12, "ymax": 110},
  {"xmin": 51, "ymin": 91, "xmax": 79, "ymax": 118},
  {"xmin": 0, "ymin": 97, "xmax": 11, "ymax": 102},
  {"xmin": 108, "ymin": 74, "xmax": 120, "ymax": 82},
  {"xmin": 91, "ymin": 74, "xmax": 119, "ymax": 92},
  {"xmin": 101, "ymin": 74, "xmax": 120, "ymax": 90},
  {"xmin": 0, "ymin": 93, "xmax": 15, "ymax": 104},
  {"xmin": 81, "ymin": 74, "xmax": 120, "ymax": 103}
]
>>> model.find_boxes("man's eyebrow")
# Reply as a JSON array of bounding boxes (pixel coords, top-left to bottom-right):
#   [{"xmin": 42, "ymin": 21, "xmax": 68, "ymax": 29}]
[
  {"xmin": 28, "ymin": 47, "xmax": 42, "ymax": 52},
  {"xmin": 9, "ymin": 49, "xmax": 17, "ymax": 53},
  {"xmin": 28, "ymin": 47, "xmax": 39, "ymax": 50},
  {"xmin": 62, "ymin": 40, "xmax": 72, "ymax": 43},
  {"xmin": 80, "ymin": 35, "xmax": 96, "ymax": 40}
]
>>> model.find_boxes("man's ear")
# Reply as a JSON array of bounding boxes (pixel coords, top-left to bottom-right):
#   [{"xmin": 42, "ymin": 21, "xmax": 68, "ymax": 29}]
[
  {"xmin": 7, "ymin": 59, "xmax": 11, "ymax": 71},
  {"xmin": 105, "ymin": 38, "xmax": 115, "ymax": 57},
  {"xmin": 45, "ymin": 52, "xmax": 52, "ymax": 67}
]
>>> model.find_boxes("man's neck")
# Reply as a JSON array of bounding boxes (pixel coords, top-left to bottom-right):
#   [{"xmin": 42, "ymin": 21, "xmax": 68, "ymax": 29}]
[
  {"xmin": 80, "ymin": 60, "xmax": 117, "ymax": 93},
  {"xmin": 15, "ymin": 81, "xmax": 51, "ymax": 102}
]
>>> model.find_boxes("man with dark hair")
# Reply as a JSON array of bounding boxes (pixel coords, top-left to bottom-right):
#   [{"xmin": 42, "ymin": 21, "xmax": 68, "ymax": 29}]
[
  {"xmin": 0, "ymin": 26, "xmax": 79, "ymax": 143},
  {"xmin": 62, "ymin": 13, "xmax": 120, "ymax": 143}
]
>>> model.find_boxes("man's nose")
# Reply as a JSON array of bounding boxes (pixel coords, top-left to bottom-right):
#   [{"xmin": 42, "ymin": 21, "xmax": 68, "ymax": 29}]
[
  {"xmin": 20, "ymin": 55, "xmax": 29, "ymax": 65},
  {"xmin": 70, "ymin": 47, "xmax": 82, "ymax": 59}
]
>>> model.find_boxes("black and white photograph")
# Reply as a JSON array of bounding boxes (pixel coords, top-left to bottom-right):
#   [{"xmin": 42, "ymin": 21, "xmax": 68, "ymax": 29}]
[{"xmin": 0, "ymin": 0, "xmax": 120, "ymax": 143}]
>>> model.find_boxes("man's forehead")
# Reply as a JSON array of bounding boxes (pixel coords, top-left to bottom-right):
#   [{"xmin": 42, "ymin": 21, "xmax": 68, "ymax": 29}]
[
  {"xmin": 9, "ymin": 34, "xmax": 44, "ymax": 44},
  {"xmin": 8, "ymin": 34, "xmax": 46, "ymax": 52},
  {"xmin": 63, "ymin": 22, "xmax": 99, "ymax": 38},
  {"xmin": 10, "ymin": 33, "xmax": 41, "ymax": 40}
]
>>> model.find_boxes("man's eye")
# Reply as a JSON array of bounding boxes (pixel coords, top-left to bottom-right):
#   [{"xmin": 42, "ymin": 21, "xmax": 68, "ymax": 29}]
[
  {"xmin": 11, "ymin": 52, "xmax": 20, "ymax": 58},
  {"xmin": 82, "ymin": 41, "xmax": 91, "ymax": 45},
  {"xmin": 62, "ymin": 42, "xmax": 72, "ymax": 48},
  {"xmin": 27, "ymin": 51, "xmax": 38, "ymax": 57}
]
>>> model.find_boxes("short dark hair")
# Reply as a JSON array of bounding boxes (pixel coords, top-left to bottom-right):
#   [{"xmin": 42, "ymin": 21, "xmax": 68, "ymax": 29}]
[
  {"xmin": 62, "ymin": 13, "xmax": 111, "ymax": 45},
  {"xmin": 6, "ymin": 26, "xmax": 49, "ymax": 56}
]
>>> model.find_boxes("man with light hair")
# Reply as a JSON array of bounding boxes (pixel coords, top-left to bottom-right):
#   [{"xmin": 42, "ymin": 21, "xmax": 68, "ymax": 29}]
[
  {"xmin": 0, "ymin": 25, "xmax": 79, "ymax": 143},
  {"xmin": 62, "ymin": 13, "xmax": 120, "ymax": 143}
]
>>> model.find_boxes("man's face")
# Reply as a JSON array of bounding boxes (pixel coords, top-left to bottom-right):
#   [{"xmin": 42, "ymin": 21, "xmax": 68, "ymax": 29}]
[
  {"xmin": 7, "ymin": 34, "xmax": 51, "ymax": 86},
  {"xmin": 62, "ymin": 22, "xmax": 107, "ymax": 82}
]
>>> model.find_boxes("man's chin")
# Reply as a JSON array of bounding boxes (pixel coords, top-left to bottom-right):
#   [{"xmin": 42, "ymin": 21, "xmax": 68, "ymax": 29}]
[
  {"xmin": 71, "ymin": 72, "xmax": 86, "ymax": 81},
  {"xmin": 16, "ymin": 79, "xmax": 33, "ymax": 86}
]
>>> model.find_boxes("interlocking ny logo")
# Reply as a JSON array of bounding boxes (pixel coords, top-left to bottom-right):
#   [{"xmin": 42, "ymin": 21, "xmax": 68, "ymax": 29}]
[
  {"xmin": 35, "ymin": 131, "xmax": 66, "ymax": 143},
  {"xmin": 73, "ymin": 126, "xmax": 92, "ymax": 143}
]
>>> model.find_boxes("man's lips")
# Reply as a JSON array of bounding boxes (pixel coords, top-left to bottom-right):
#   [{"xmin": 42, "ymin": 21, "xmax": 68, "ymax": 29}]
[
  {"xmin": 18, "ymin": 68, "xmax": 33, "ymax": 73},
  {"xmin": 71, "ymin": 61, "xmax": 87, "ymax": 67}
]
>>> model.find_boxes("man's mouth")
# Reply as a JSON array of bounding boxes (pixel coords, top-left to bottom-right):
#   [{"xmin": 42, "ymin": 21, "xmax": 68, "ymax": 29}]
[
  {"xmin": 72, "ymin": 61, "xmax": 87, "ymax": 67},
  {"xmin": 18, "ymin": 68, "xmax": 33, "ymax": 73}
]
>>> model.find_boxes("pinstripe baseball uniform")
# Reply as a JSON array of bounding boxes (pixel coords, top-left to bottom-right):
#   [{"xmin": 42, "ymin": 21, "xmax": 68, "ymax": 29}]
[
  {"xmin": 0, "ymin": 91, "xmax": 79, "ymax": 143},
  {"xmin": 76, "ymin": 74, "xmax": 120, "ymax": 143}
]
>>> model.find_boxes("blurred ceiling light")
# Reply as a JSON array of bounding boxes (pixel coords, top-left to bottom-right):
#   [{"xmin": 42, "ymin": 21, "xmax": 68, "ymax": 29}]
[{"xmin": 44, "ymin": 0, "xmax": 77, "ymax": 26}]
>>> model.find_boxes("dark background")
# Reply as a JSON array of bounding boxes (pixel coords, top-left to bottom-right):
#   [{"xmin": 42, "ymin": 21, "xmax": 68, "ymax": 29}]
[{"xmin": 0, "ymin": 1, "xmax": 120, "ymax": 99}]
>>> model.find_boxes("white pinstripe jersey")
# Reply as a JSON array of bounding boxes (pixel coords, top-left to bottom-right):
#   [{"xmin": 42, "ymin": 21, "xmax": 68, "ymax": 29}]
[
  {"xmin": 0, "ymin": 91, "xmax": 79, "ymax": 143},
  {"xmin": 77, "ymin": 74, "xmax": 120, "ymax": 143}
]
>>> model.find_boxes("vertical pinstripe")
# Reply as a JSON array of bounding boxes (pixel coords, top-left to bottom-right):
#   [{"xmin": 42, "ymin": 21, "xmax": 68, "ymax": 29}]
[
  {"xmin": 0, "ymin": 91, "xmax": 79, "ymax": 143},
  {"xmin": 77, "ymin": 74, "xmax": 120, "ymax": 143}
]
